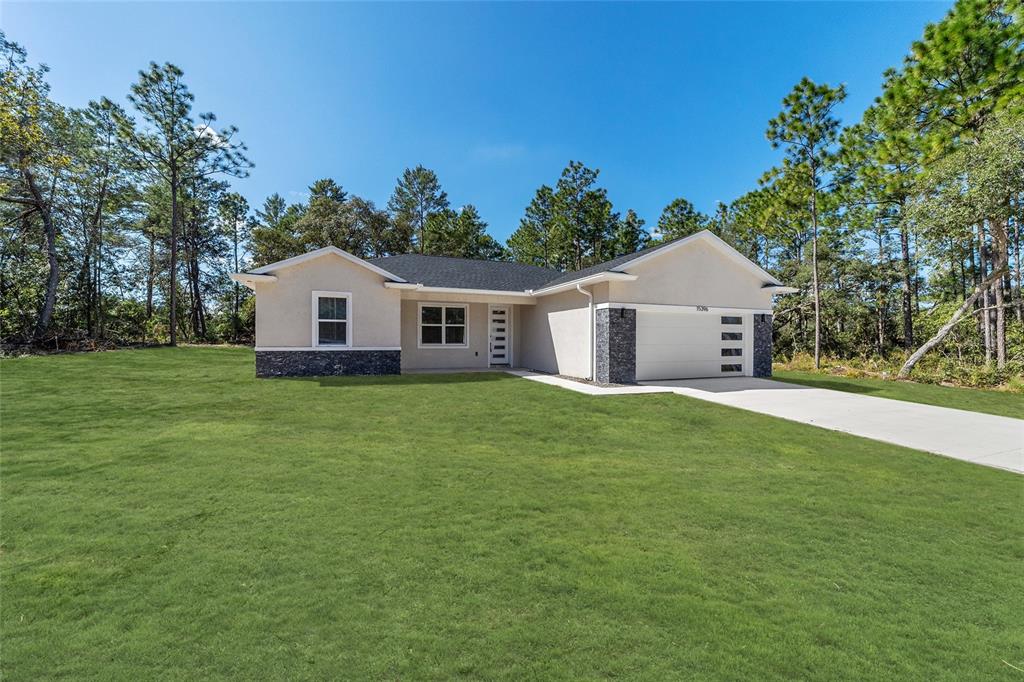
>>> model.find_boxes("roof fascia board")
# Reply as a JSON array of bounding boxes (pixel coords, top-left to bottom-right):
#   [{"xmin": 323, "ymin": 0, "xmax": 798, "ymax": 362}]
[
  {"xmin": 529, "ymin": 272, "xmax": 638, "ymax": 297},
  {"xmin": 248, "ymin": 246, "xmax": 407, "ymax": 282},
  {"xmin": 383, "ymin": 282, "xmax": 536, "ymax": 298},
  {"xmin": 230, "ymin": 272, "xmax": 277, "ymax": 290}
]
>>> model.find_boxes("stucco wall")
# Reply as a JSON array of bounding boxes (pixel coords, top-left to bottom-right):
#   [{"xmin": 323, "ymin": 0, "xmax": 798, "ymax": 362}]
[
  {"xmin": 518, "ymin": 288, "xmax": 591, "ymax": 378},
  {"xmin": 254, "ymin": 254, "xmax": 402, "ymax": 348},
  {"xmin": 400, "ymin": 300, "xmax": 490, "ymax": 370},
  {"xmin": 609, "ymin": 239, "xmax": 773, "ymax": 310}
]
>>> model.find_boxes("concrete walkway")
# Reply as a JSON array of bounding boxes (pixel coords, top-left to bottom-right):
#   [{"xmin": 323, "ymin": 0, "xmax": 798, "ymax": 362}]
[{"xmin": 508, "ymin": 371, "xmax": 1023, "ymax": 474}]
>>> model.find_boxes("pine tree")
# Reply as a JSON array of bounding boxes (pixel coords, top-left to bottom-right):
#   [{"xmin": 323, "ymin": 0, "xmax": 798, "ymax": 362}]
[
  {"xmin": 387, "ymin": 165, "xmax": 448, "ymax": 254},
  {"xmin": 507, "ymin": 185, "xmax": 556, "ymax": 267},
  {"xmin": 219, "ymin": 192, "xmax": 250, "ymax": 342},
  {"xmin": 767, "ymin": 77, "xmax": 847, "ymax": 369},
  {"xmin": 656, "ymin": 197, "xmax": 708, "ymax": 241},
  {"xmin": 611, "ymin": 209, "xmax": 650, "ymax": 256},
  {"xmin": 251, "ymin": 194, "xmax": 303, "ymax": 266},
  {"xmin": 116, "ymin": 62, "xmax": 251, "ymax": 345}
]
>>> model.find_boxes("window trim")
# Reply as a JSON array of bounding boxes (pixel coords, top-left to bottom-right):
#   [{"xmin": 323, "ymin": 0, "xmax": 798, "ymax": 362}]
[
  {"xmin": 417, "ymin": 302, "xmax": 469, "ymax": 349},
  {"xmin": 312, "ymin": 290, "xmax": 352, "ymax": 348}
]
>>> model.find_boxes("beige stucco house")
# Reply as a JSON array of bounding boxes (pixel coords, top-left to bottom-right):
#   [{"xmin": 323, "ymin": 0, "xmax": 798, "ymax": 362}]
[{"xmin": 231, "ymin": 230, "xmax": 795, "ymax": 382}]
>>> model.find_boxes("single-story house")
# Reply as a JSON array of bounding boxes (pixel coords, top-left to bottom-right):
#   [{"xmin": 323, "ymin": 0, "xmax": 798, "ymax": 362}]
[{"xmin": 231, "ymin": 229, "xmax": 796, "ymax": 383}]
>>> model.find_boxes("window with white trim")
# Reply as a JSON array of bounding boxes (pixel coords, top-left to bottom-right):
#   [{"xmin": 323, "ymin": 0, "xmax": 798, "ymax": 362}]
[
  {"xmin": 315, "ymin": 293, "xmax": 350, "ymax": 346},
  {"xmin": 420, "ymin": 304, "xmax": 467, "ymax": 347}
]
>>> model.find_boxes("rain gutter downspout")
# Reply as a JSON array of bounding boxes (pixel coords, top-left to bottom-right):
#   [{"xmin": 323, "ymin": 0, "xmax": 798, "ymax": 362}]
[{"xmin": 576, "ymin": 284, "xmax": 594, "ymax": 381}]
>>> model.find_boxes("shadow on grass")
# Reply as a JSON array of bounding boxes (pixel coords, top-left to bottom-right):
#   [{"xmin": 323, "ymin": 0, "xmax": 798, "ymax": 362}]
[
  {"xmin": 275, "ymin": 372, "xmax": 516, "ymax": 388},
  {"xmin": 773, "ymin": 375, "xmax": 883, "ymax": 395}
]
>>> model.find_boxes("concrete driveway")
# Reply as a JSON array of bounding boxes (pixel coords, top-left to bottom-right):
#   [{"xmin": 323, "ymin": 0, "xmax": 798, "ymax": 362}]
[{"xmin": 639, "ymin": 378, "xmax": 1023, "ymax": 474}]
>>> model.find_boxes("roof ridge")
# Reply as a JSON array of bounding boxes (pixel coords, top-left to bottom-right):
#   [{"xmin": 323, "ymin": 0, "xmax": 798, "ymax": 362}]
[{"xmin": 369, "ymin": 252, "xmax": 561, "ymax": 272}]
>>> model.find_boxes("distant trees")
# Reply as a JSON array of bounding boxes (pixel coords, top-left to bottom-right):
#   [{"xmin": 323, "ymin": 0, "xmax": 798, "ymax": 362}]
[
  {"xmin": 218, "ymin": 192, "xmax": 249, "ymax": 342},
  {"xmin": 507, "ymin": 185, "xmax": 556, "ymax": 268},
  {"xmin": 387, "ymin": 165, "xmax": 448, "ymax": 255},
  {"xmin": 0, "ymin": 34, "xmax": 67, "ymax": 340},
  {"xmin": 613, "ymin": 209, "xmax": 650, "ymax": 256},
  {"xmin": 424, "ymin": 204, "xmax": 507, "ymax": 260},
  {"xmin": 507, "ymin": 161, "xmax": 645, "ymax": 270},
  {"xmin": 116, "ymin": 62, "xmax": 252, "ymax": 345},
  {"xmin": 655, "ymin": 198, "xmax": 708, "ymax": 241}
]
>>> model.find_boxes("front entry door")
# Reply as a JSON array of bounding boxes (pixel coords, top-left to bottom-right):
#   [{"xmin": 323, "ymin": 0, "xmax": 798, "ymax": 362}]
[{"xmin": 489, "ymin": 306, "xmax": 510, "ymax": 366}]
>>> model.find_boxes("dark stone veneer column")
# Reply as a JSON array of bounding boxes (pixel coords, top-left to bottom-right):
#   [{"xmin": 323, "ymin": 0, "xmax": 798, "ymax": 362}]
[
  {"xmin": 595, "ymin": 307, "xmax": 637, "ymax": 384},
  {"xmin": 256, "ymin": 350, "xmax": 401, "ymax": 377},
  {"xmin": 753, "ymin": 314, "xmax": 773, "ymax": 378}
]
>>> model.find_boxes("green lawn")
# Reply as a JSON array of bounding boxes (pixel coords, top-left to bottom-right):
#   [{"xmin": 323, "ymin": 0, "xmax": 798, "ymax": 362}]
[
  {"xmin": 2, "ymin": 347, "xmax": 1021, "ymax": 680},
  {"xmin": 773, "ymin": 369, "xmax": 1024, "ymax": 420}
]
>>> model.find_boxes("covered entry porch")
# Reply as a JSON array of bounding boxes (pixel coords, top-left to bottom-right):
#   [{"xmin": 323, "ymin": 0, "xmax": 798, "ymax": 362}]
[{"xmin": 395, "ymin": 290, "xmax": 531, "ymax": 372}]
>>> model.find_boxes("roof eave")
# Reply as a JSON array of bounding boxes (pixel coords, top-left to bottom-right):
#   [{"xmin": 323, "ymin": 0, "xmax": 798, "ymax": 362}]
[
  {"xmin": 383, "ymin": 282, "xmax": 537, "ymax": 297},
  {"xmin": 230, "ymin": 272, "xmax": 277, "ymax": 290},
  {"xmin": 529, "ymin": 271, "xmax": 639, "ymax": 297},
  {"xmin": 762, "ymin": 284, "xmax": 799, "ymax": 294}
]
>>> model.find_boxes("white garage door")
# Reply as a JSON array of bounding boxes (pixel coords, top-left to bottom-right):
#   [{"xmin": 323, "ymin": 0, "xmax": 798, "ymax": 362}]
[{"xmin": 635, "ymin": 310, "xmax": 748, "ymax": 380}]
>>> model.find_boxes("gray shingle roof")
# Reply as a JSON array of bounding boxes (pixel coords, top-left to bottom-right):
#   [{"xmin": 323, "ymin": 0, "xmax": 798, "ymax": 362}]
[
  {"xmin": 367, "ymin": 254, "xmax": 562, "ymax": 291},
  {"xmin": 369, "ymin": 239, "xmax": 685, "ymax": 293},
  {"xmin": 535, "ymin": 239, "xmax": 680, "ymax": 289}
]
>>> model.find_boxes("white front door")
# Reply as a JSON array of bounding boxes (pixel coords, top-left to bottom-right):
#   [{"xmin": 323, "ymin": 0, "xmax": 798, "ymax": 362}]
[{"xmin": 488, "ymin": 305, "xmax": 511, "ymax": 366}]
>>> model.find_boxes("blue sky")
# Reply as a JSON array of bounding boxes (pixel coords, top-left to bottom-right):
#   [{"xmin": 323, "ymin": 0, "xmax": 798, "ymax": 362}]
[{"xmin": 4, "ymin": 1, "xmax": 951, "ymax": 241}]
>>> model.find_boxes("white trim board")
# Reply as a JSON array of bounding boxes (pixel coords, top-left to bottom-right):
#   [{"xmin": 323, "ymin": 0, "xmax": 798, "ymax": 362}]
[
  {"xmin": 527, "ymin": 271, "xmax": 637, "ymax": 297},
  {"xmin": 597, "ymin": 302, "xmax": 773, "ymax": 315},
  {"xmin": 255, "ymin": 346, "xmax": 401, "ymax": 352},
  {"xmin": 385, "ymin": 282, "xmax": 535, "ymax": 298}
]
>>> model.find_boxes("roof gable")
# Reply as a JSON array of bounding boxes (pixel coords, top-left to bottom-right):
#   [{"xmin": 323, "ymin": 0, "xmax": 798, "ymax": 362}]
[
  {"xmin": 613, "ymin": 231, "xmax": 783, "ymax": 285},
  {"xmin": 532, "ymin": 230, "xmax": 781, "ymax": 294},
  {"xmin": 249, "ymin": 246, "xmax": 407, "ymax": 282}
]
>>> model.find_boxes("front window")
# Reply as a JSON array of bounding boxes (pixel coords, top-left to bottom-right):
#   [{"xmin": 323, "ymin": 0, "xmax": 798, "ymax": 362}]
[
  {"xmin": 314, "ymin": 293, "xmax": 350, "ymax": 346},
  {"xmin": 420, "ymin": 304, "xmax": 467, "ymax": 347}
]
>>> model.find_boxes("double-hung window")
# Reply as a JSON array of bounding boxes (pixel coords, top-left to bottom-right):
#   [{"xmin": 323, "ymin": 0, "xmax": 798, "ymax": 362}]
[
  {"xmin": 419, "ymin": 304, "xmax": 467, "ymax": 347},
  {"xmin": 313, "ymin": 291, "xmax": 350, "ymax": 346}
]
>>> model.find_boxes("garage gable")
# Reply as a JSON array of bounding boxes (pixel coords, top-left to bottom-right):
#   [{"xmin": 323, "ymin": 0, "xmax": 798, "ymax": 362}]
[{"xmin": 609, "ymin": 234, "xmax": 775, "ymax": 310}]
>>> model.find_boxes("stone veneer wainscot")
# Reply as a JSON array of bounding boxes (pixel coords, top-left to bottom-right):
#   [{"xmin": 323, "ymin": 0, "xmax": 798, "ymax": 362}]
[
  {"xmin": 595, "ymin": 307, "xmax": 637, "ymax": 384},
  {"xmin": 256, "ymin": 350, "xmax": 401, "ymax": 377},
  {"xmin": 752, "ymin": 313, "xmax": 773, "ymax": 378}
]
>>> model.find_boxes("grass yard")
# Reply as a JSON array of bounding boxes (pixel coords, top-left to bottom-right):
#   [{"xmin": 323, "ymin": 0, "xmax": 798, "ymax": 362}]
[
  {"xmin": 773, "ymin": 369, "xmax": 1024, "ymax": 420},
  {"xmin": 2, "ymin": 347, "xmax": 1022, "ymax": 680}
]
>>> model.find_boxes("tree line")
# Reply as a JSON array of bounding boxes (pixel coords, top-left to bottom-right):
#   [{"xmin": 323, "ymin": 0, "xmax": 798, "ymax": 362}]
[{"xmin": 2, "ymin": 0, "xmax": 1022, "ymax": 385}]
